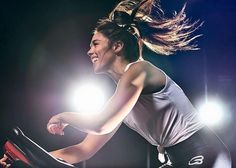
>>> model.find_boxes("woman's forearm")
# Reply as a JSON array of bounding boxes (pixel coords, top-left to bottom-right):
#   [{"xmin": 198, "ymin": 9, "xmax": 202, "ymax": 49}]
[
  {"xmin": 49, "ymin": 144, "xmax": 90, "ymax": 164},
  {"xmin": 48, "ymin": 122, "xmax": 121, "ymax": 165},
  {"xmin": 57, "ymin": 80, "xmax": 142, "ymax": 135},
  {"xmin": 58, "ymin": 112, "xmax": 103, "ymax": 134}
]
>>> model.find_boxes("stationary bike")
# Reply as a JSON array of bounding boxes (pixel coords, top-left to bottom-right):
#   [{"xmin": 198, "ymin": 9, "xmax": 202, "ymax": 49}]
[{"xmin": 3, "ymin": 127, "xmax": 77, "ymax": 168}]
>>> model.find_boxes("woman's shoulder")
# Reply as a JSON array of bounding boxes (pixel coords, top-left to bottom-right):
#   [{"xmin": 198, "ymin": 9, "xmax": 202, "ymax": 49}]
[
  {"xmin": 126, "ymin": 60, "xmax": 153, "ymax": 71},
  {"xmin": 120, "ymin": 60, "xmax": 150, "ymax": 87},
  {"xmin": 126, "ymin": 60, "xmax": 167, "ymax": 93},
  {"xmin": 127, "ymin": 60, "xmax": 164, "ymax": 75}
]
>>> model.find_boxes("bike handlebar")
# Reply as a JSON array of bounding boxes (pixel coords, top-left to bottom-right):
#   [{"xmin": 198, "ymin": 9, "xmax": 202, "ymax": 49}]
[{"xmin": 3, "ymin": 127, "xmax": 77, "ymax": 168}]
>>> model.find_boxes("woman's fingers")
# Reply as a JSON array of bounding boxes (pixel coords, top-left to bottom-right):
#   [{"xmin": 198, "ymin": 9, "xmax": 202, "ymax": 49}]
[
  {"xmin": 47, "ymin": 123, "xmax": 67, "ymax": 135},
  {"xmin": 47, "ymin": 114, "xmax": 69, "ymax": 135},
  {"xmin": 47, "ymin": 115, "xmax": 62, "ymax": 135},
  {"xmin": 0, "ymin": 154, "xmax": 8, "ymax": 162},
  {"xmin": 47, "ymin": 123, "xmax": 61, "ymax": 135},
  {"xmin": 0, "ymin": 155, "xmax": 11, "ymax": 167},
  {"xmin": 47, "ymin": 123, "xmax": 56, "ymax": 134}
]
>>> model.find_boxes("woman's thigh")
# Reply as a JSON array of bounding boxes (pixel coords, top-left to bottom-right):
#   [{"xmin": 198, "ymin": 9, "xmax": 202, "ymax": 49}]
[{"xmin": 164, "ymin": 127, "xmax": 232, "ymax": 168}]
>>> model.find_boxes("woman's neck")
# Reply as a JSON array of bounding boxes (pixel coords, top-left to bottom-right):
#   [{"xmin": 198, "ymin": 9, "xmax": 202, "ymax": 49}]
[{"xmin": 106, "ymin": 59, "xmax": 130, "ymax": 83}]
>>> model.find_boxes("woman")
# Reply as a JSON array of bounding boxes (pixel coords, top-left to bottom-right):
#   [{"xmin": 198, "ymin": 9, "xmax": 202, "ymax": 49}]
[{"xmin": 1, "ymin": 0, "xmax": 232, "ymax": 167}]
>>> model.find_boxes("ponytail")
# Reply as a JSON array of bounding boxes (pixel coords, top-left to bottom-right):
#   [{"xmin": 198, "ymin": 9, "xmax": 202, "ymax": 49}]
[{"xmin": 109, "ymin": 0, "xmax": 202, "ymax": 56}]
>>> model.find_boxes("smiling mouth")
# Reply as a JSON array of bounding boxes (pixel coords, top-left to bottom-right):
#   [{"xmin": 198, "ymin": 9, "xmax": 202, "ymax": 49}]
[{"xmin": 91, "ymin": 56, "xmax": 98, "ymax": 63}]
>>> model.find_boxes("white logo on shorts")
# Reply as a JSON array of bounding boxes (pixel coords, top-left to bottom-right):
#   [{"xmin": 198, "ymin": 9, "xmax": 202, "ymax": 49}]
[{"xmin": 188, "ymin": 155, "xmax": 204, "ymax": 165}]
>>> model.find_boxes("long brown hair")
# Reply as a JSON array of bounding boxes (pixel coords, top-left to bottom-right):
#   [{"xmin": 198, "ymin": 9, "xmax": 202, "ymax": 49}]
[{"xmin": 95, "ymin": 0, "xmax": 202, "ymax": 61}]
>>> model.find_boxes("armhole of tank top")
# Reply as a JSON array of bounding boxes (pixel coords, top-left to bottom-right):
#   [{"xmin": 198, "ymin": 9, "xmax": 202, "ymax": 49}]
[
  {"xmin": 152, "ymin": 68, "xmax": 169, "ymax": 95},
  {"xmin": 140, "ymin": 69, "xmax": 168, "ymax": 96},
  {"xmin": 125, "ymin": 61, "xmax": 169, "ymax": 95}
]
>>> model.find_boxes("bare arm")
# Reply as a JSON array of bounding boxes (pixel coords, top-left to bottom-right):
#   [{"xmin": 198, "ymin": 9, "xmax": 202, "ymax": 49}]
[
  {"xmin": 50, "ymin": 124, "xmax": 120, "ymax": 164},
  {"xmin": 47, "ymin": 62, "xmax": 147, "ymax": 135}
]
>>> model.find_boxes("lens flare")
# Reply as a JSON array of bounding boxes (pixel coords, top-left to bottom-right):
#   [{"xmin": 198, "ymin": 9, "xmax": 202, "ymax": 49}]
[
  {"xmin": 198, "ymin": 100, "xmax": 225, "ymax": 126},
  {"xmin": 66, "ymin": 81, "xmax": 106, "ymax": 114}
]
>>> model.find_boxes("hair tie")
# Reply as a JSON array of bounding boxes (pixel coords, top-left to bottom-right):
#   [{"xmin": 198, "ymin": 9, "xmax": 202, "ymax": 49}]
[{"xmin": 110, "ymin": 0, "xmax": 148, "ymax": 39}]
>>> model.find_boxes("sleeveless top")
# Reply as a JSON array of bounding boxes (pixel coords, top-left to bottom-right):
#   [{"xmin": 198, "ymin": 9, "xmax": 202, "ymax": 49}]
[{"xmin": 123, "ymin": 69, "xmax": 204, "ymax": 150}]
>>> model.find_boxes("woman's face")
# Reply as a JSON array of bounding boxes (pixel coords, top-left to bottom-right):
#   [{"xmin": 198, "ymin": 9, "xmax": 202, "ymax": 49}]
[{"xmin": 87, "ymin": 32, "xmax": 116, "ymax": 73}]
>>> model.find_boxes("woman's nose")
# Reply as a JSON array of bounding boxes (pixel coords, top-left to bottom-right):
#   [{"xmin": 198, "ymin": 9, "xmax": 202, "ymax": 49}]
[{"xmin": 87, "ymin": 48, "xmax": 93, "ymax": 57}]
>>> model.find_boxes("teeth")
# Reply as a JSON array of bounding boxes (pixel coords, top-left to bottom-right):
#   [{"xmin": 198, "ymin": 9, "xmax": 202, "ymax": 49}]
[{"xmin": 92, "ymin": 57, "xmax": 98, "ymax": 63}]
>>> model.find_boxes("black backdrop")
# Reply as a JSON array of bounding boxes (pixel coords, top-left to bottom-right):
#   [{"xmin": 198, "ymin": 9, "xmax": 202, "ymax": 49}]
[{"xmin": 0, "ymin": 0, "xmax": 236, "ymax": 167}]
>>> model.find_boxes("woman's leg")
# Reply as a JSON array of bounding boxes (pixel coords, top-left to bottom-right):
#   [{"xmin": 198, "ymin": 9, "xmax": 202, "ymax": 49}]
[{"xmin": 165, "ymin": 127, "xmax": 232, "ymax": 168}]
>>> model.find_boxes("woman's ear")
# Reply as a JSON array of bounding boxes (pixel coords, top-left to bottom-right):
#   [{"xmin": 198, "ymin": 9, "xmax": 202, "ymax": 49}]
[{"xmin": 112, "ymin": 41, "xmax": 124, "ymax": 54}]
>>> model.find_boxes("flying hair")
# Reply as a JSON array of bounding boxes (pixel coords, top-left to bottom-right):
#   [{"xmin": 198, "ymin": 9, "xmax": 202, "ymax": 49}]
[{"xmin": 108, "ymin": 0, "xmax": 203, "ymax": 56}]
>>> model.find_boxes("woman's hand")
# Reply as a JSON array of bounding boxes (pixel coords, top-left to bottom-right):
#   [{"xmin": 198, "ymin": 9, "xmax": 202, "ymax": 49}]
[
  {"xmin": 47, "ymin": 114, "xmax": 68, "ymax": 135},
  {"xmin": 0, "ymin": 154, "xmax": 11, "ymax": 168}
]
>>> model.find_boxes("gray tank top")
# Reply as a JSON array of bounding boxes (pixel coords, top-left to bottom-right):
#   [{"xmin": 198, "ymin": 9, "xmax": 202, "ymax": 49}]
[{"xmin": 123, "ymin": 70, "xmax": 204, "ymax": 149}]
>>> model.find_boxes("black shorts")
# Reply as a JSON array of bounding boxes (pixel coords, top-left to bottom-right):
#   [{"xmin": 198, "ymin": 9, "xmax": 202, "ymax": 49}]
[{"xmin": 159, "ymin": 127, "xmax": 232, "ymax": 168}]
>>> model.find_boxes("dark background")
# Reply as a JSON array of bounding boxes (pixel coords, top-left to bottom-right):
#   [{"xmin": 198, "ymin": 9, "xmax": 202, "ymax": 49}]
[{"xmin": 0, "ymin": 0, "xmax": 235, "ymax": 167}]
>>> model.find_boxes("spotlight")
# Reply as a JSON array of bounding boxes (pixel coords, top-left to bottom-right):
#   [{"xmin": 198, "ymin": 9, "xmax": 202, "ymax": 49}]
[
  {"xmin": 197, "ymin": 99, "xmax": 225, "ymax": 126},
  {"xmin": 66, "ymin": 81, "xmax": 107, "ymax": 114}
]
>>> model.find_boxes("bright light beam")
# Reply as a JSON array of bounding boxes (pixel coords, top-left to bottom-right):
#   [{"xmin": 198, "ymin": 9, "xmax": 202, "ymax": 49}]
[
  {"xmin": 66, "ymin": 81, "xmax": 107, "ymax": 114},
  {"xmin": 198, "ymin": 100, "xmax": 225, "ymax": 126}
]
